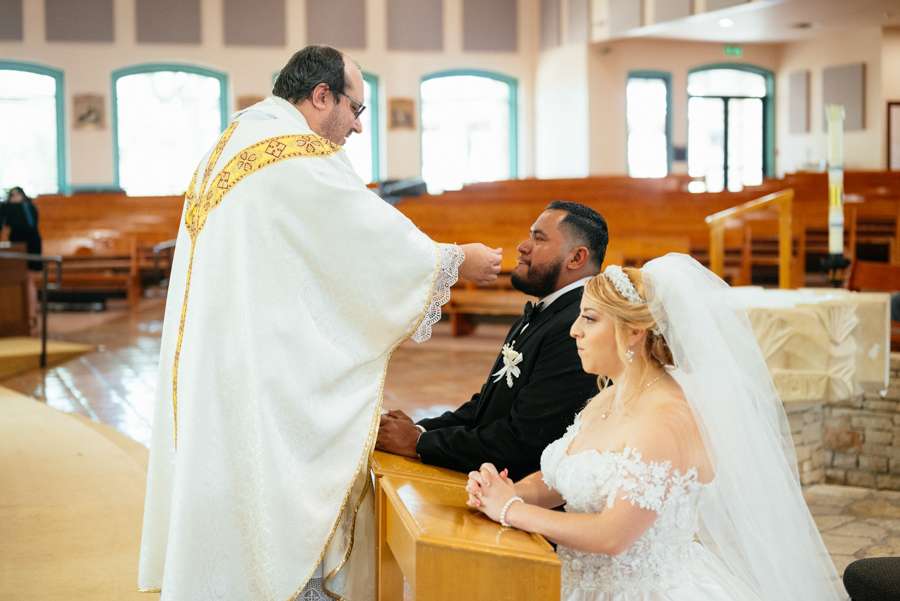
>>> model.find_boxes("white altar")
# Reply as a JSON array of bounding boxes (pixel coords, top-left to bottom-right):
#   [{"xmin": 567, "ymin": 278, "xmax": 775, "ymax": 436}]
[{"xmin": 734, "ymin": 287, "xmax": 890, "ymax": 403}]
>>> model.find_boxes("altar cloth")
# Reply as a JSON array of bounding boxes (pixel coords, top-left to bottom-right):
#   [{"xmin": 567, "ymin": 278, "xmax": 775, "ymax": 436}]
[{"xmin": 733, "ymin": 287, "xmax": 890, "ymax": 402}]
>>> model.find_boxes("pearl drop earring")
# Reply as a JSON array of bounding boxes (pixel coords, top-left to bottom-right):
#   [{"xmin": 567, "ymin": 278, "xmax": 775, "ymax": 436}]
[{"xmin": 625, "ymin": 349, "xmax": 634, "ymax": 363}]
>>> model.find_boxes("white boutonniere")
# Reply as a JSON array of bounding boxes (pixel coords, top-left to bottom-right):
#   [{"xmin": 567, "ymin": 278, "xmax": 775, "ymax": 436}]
[{"xmin": 492, "ymin": 344, "xmax": 523, "ymax": 388}]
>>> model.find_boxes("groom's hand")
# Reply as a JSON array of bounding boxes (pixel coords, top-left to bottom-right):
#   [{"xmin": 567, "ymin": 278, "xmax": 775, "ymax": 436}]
[
  {"xmin": 376, "ymin": 410, "xmax": 421, "ymax": 457},
  {"xmin": 458, "ymin": 244, "xmax": 502, "ymax": 286}
]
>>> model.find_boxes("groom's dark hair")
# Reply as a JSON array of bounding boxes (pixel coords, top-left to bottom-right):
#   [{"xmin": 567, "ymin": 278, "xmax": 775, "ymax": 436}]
[{"xmin": 546, "ymin": 201, "xmax": 608, "ymax": 271}]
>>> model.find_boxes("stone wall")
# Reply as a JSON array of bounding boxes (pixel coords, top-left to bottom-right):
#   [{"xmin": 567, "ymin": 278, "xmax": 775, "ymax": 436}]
[
  {"xmin": 822, "ymin": 355, "xmax": 900, "ymax": 489},
  {"xmin": 786, "ymin": 401, "xmax": 826, "ymax": 486}
]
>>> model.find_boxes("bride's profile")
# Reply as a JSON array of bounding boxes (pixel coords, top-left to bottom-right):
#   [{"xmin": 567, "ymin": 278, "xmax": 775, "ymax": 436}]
[{"xmin": 466, "ymin": 254, "xmax": 845, "ymax": 601}]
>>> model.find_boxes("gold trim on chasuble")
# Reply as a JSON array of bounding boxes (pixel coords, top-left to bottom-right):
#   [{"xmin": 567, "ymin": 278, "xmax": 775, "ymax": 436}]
[
  {"xmin": 317, "ymin": 241, "xmax": 442, "ymax": 601},
  {"xmin": 172, "ymin": 123, "xmax": 341, "ymax": 444}
]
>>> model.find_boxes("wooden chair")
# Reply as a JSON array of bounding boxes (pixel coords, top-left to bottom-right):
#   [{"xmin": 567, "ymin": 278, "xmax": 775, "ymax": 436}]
[{"xmin": 844, "ymin": 259, "xmax": 900, "ymax": 351}]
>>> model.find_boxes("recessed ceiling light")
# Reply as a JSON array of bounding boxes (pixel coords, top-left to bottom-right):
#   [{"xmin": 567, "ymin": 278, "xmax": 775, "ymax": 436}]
[{"xmin": 719, "ymin": 18, "xmax": 734, "ymax": 28}]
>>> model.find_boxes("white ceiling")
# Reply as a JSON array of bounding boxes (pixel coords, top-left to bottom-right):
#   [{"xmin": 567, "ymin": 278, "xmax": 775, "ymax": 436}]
[{"xmin": 621, "ymin": 0, "xmax": 900, "ymax": 44}]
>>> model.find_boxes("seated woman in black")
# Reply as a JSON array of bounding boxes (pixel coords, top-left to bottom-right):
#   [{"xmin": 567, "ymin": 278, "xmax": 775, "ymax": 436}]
[{"xmin": 2, "ymin": 186, "xmax": 42, "ymax": 270}]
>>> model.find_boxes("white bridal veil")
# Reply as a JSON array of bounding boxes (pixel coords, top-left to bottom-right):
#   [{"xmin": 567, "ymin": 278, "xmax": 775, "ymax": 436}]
[{"xmin": 641, "ymin": 254, "xmax": 846, "ymax": 601}]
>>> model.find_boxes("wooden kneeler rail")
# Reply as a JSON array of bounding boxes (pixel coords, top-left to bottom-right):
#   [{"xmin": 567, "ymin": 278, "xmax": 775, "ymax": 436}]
[{"xmin": 372, "ymin": 451, "xmax": 560, "ymax": 601}]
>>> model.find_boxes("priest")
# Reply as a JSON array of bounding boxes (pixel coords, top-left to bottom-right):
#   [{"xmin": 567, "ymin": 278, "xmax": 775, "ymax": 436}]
[{"xmin": 138, "ymin": 45, "xmax": 501, "ymax": 601}]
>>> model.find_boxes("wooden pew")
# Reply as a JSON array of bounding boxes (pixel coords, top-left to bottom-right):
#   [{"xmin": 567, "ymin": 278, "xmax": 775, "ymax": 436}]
[
  {"xmin": 398, "ymin": 171, "xmax": 900, "ymax": 273},
  {"xmin": 392, "ymin": 172, "xmax": 900, "ymax": 332},
  {"xmin": 32, "ymin": 192, "xmax": 183, "ymax": 306},
  {"xmin": 371, "ymin": 452, "xmax": 560, "ymax": 601},
  {"xmin": 27, "ymin": 172, "xmax": 900, "ymax": 317},
  {"xmin": 844, "ymin": 260, "xmax": 900, "ymax": 351},
  {"xmin": 397, "ymin": 178, "xmax": 780, "ymax": 331},
  {"xmin": 401, "ymin": 172, "xmax": 900, "ymax": 256}
]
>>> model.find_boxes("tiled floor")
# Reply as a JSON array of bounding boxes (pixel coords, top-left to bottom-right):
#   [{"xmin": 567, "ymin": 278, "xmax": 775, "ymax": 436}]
[
  {"xmin": 3, "ymin": 297, "xmax": 900, "ymax": 576},
  {"xmin": 2, "ymin": 298, "xmax": 165, "ymax": 447},
  {"xmin": 806, "ymin": 485, "xmax": 900, "ymax": 573}
]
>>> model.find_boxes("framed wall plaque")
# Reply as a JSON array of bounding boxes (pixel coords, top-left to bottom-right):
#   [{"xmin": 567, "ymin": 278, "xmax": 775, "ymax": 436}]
[
  {"xmin": 389, "ymin": 98, "xmax": 415, "ymax": 130},
  {"xmin": 73, "ymin": 94, "xmax": 105, "ymax": 130}
]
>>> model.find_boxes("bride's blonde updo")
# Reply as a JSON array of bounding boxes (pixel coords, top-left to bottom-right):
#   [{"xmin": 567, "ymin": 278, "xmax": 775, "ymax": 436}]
[{"xmin": 583, "ymin": 266, "xmax": 674, "ymax": 399}]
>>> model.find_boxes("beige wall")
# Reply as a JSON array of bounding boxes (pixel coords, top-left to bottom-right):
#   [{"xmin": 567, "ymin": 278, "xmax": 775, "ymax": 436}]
[
  {"xmin": 583, "ymin": 30, "xmax": 896, "ymax": 176},
  {"xmin": 882, "ymin": 26, "xmax": 900, "ymax": 167},
  {"xmin": 777, "ymin": 27, "xmax": 885, "ymax": 175},
  {"xmin": 586, "ymin": 37, "xmax": 783, "ymax": 175},
  {"xmin": 0, "ymin": 0, "xmax": 540, "ymax": 187},
  {"xmin": 535, "ymin": 44, "xmax": 590, "ymax": 178},
  {"xmin": 885, "ymin": 28, "xmax": 900, "ymax": 103},
  {"xmin": 3, "ymin": 0, "xmax": 898, "ymax": 189}
]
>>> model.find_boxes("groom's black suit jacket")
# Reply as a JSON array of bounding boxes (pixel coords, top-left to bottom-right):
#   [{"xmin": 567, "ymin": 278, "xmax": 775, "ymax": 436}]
[{"xmin": 416, "ymin": 287, "xmax": 598, "ymax": 481}]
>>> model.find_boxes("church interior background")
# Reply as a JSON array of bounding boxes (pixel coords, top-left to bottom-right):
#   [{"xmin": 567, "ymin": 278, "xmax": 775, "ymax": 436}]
[{"xmin": 2, "ymin": 0, "xmax": 900, "ymax": 598}]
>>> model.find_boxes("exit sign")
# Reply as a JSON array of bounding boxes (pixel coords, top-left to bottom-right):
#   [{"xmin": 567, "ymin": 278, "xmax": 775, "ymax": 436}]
[{"xmin": 724, "ymin": 45, "xmax": 743, "ymax": 57}]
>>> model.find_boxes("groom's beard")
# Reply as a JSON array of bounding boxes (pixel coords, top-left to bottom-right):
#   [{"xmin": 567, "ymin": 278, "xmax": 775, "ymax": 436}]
[{"xmin": 511, "ymin": 260, "xmax": 563, "ymax": 298}]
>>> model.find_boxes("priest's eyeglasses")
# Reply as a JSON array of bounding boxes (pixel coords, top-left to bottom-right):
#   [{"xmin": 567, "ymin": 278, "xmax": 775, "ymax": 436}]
[{"xmin": 342, "ymin": 91, "xmax": 366, "ymax": 120}]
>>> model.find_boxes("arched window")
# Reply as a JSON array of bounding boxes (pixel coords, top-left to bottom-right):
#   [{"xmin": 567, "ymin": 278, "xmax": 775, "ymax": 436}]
[
  {"xmin": 420, "ymin": 70, "xmax": 517, "ymax": 194},
  {"xmin": 626, "ymin": 70, "xmax": 672, "ymax": 178},
  {"xmin": 112, "ymin": 64, "xmax": 228, "ymax": 196},
  {"xmin": 0, "ymin": 61, "xmax": 66, "ymax": 195},
  {"xmin": 687, "ymin": 64, "xmax": 774, "ymax": 192},
  {"xmin": 342, "ymin": 72, "xmax": 381, "ymax": 184}
]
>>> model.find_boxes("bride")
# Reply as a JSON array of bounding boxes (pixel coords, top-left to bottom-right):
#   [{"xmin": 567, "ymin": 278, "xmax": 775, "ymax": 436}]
[{"xmin": 466, "ymin": 254, "xmax": 846, "ymax": 601}]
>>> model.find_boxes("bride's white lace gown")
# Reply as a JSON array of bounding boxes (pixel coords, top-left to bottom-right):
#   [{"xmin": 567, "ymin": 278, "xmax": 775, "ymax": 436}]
[{"xmin": 541, "ymin": 418, "xmax": 761, "ymax": 601}]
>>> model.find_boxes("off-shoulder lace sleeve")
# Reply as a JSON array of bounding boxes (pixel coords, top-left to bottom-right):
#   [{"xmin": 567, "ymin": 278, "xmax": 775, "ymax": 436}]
[
  {"xmin": 411, "ymin": 243, "xmax": 465, "ymax": 343},
  {"xmin": 606, "ymin": 448, "xmax": 700, "ymax": 513}
]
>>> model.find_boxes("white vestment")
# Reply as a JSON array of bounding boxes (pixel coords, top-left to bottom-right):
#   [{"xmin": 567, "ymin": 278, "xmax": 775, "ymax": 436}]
[{"xmin": 139, "ymin": 97, "xmax": 459, "ymax": 601}]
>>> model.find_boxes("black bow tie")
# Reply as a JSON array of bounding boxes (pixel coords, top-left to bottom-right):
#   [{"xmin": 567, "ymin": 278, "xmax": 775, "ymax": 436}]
[{"xmin": 522, "ymin": 301, "xmax": 543, "ymax": 326}]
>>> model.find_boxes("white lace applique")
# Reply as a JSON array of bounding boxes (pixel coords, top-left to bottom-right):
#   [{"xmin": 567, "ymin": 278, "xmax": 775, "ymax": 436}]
[
  {"xmin": 411, "ymin": 243, "xmax": 464, "ymax": 343},
  {"xmin": 540, "ymin": 419, "xmax": 711, "ymax": 594}
]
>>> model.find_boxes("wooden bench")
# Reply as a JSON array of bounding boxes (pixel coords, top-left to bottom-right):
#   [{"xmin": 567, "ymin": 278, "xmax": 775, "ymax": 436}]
[
  {"xmin": 844, "ymin": 259, "xmax": 900, "ymax": 352},
  {"xmin": 445, "ymin": 284, "xmax": 534, "ymax": 336},
  {"xmin": 394, "ymin": 172, "xmax": 900, "ymax": 331},
  {"xmin": 400, "ymin": 171, "xmax": 900, "ymax": 257},
  {"xmin": 371, "ymin": 451, "xmax": 560, "ymax": 601},
  {"xmin": 32, "ymin": 192, "xmax": 183, "ymax": 306},
  {"xmin": 27, "ymin": 172, "xmax": 900, "ymax": 317}
]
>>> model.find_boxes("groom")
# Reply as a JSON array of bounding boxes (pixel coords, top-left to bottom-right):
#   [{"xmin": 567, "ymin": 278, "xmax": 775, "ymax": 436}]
[{"xmin": 377, "ymin": 201, "xmax": 607, "ymax": 480}]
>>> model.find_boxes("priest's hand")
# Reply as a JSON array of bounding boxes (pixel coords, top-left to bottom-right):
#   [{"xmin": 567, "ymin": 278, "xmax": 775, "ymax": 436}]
[
  {"xmin": 376, "ymin": 410, "xmax": 421, "ymax": 457},
  {"xmin": 458, "ymin": 244, "xmax": 502, "ymax": 286}
]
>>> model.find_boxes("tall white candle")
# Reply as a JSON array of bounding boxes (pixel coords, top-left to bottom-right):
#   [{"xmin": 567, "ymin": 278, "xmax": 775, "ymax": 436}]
[{"xmin": 826, "ymin": 104, "xmax": 845, "ymax": 256}]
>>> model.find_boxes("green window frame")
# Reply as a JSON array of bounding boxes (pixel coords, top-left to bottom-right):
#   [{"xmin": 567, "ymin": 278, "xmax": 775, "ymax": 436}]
[
  {"xmin": 626, "ymin": 70, "xmax": 673, "ymax": 176},
  {"xmin": 420, "ymin": 69, "xmax": 519, "ymax": 180},
  {"xmin": 362, "ymin": 71, "xmax": 382, "ymax": 182},
  {"xmin": 0, "ymin": 60, "xmax": 68, "ymax": 194},
  {"xmin": 111, "ymin": 63, "xmax": 229, "ymax": 191},
  {"xmin": 687, "ymin": 62, "xmax": 775, "ymax": 179}
]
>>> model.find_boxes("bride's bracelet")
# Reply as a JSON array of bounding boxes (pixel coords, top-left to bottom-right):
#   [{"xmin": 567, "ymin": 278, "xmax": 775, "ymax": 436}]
[{"xmin": 499, "ymin": 496, "xmax": 524, "ymax": 528}]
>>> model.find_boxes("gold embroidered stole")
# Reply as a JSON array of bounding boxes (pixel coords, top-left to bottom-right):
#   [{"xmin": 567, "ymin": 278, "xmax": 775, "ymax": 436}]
[{"xmin": 172, "ymin": 123, "xmax": 340, "ymax": 444}]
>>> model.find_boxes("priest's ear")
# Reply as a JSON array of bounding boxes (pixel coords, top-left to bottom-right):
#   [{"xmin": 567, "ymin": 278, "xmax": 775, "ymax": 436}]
[{"xmin": 309, "ymin": 83, "xmax": 332, "ymax": 110}]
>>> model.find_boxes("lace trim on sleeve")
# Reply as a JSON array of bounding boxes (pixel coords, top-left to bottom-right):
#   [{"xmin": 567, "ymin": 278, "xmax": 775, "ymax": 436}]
[
  {"xmin": 411, "ymin": 243, "xmax": 465, "ymax": 343},
  {"xmin": 607, "ymin": 448, "xmax": 699, "ymax": 512}
]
